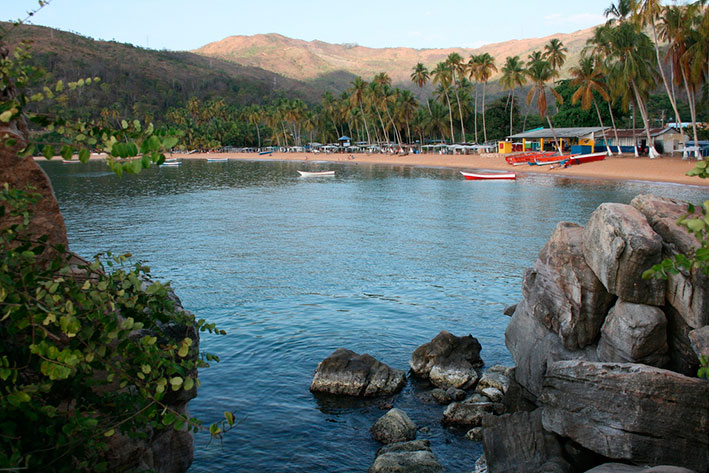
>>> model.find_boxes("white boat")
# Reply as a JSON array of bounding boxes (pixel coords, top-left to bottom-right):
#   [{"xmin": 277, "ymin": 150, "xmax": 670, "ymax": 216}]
[
  {"xmin": 207, "ymin": 157, "xmax": 229, "ymax": 162},
  {"xmin": 460, "ymin": 171, "xmax": 516, "ymax": 180},
  {"xmin": 297, "ymin": 170, "xmax": 335, "ymax": 177},
  {"xmin": 159, "ymin": 160, "xmax": 182, "ymax": 167}
]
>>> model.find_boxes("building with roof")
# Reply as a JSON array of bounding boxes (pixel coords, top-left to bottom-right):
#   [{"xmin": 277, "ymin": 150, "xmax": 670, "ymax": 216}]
[{"xmin": 506, "ymin": 127, "xmax": 605, "ymax": 153}]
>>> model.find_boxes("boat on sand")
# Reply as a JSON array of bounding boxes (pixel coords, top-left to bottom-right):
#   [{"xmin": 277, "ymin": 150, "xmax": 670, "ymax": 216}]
[
  {"xmin": 298, "ymin": 170, "xmax": 335, "ymax": 177},
  {"xmin": 460, "ymin": 171, "xmax": 516, "ymax": 180}
]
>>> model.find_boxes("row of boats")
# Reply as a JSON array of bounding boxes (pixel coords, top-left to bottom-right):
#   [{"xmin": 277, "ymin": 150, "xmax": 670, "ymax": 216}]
[{"xmin": 156, "ymin": 149, "xmax": 607, "ymax": 180}]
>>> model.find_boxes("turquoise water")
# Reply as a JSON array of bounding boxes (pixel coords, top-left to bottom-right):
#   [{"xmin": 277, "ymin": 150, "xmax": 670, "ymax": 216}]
[{"xmin": 41, "ymin": 159, "xmax": 709, "ymax": 472}]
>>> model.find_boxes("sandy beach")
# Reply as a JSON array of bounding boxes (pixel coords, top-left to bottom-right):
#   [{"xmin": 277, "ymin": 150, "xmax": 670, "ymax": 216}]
[{"xmin": 163, "ymin": 151, "xmax": 709, "ymax": 188}]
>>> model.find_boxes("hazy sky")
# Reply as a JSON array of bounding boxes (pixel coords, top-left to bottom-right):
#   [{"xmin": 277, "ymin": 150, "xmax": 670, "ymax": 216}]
[{"xmin": 5, "ymin": 0, "xmax": 613, "ymax": 51}]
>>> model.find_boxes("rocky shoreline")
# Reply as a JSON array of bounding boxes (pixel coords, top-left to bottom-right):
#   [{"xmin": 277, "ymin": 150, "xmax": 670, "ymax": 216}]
[{"xmin": 310, "ymin": 194, "xmax": 709, "ymax": 473}]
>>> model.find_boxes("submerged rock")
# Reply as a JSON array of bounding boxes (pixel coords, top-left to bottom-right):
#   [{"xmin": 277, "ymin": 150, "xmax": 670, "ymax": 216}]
[
  {"xmin": 369, "ymin": 439, "xmax": 443, "ymax": 473},
  {"xmin": 442, "ymin": 401, "xmax": 502, "ymax": 428},
  {"xmin": 584, "ymin": 464, "xmax": 698, "ymax": 473},
  {"xmin": 370, "ymin": 408, "xmax": 417, "ymax": 444},
  {"xmin": 409, "ymin": 331, "xmax": 483, "ymax": 390},
  {"xmin": 310, "ymin": 348, "xmax": 406, "ymax": 397}
]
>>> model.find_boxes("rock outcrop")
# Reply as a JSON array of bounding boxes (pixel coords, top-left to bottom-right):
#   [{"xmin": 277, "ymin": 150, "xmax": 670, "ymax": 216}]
[
  {"xmin": 409, "ymin": 331, "xmax": 483, "ymax": 389},
  {"xmin": 311, "ymin": 348, "xmax": 406, "ymax": 397},
  {"xmin": 498, "ymin": 195, "xmax": 709, "ymax": 473}
]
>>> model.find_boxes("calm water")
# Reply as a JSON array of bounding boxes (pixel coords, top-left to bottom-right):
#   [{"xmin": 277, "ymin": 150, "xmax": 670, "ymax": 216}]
[{"xmin": 41, "ymin": 159, "xmax": 708, "ymax": 472}]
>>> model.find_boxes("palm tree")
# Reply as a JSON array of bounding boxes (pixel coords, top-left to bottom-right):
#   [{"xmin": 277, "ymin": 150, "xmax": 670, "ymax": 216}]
[
  {"xmin": 606, "ymin": 21, "xmax": 660, "ymax": 158},
  {"xmin": 633, "ymin": 0, "xmax": 686, "ymax": 152},
  {"xmin": 570, "ymin": 55, "xmax": 612, "ymax": 155},
  {"xmin": 411, "ymin": 63, "xmax": 431, "ymax": 114},
  {"xmin": 476, "ymin": 53, "xmax": 497, "ymax": 143},
  {"xmin": 467, "ymin": 54, "xmax": 481, "ymax": 142},
  {"xmin": 586, "ymin": 24, "xmax": 623, "ymax": 154},
  {"xmin": 543, "ymin": 38, "xmax": 568, "ymax": 73},
  {"xmin": 446, "ymin": 52, "xmax": 467, "ymax": 142},
  {"xmin": 396, "ymin": 89, "xmax": 418, "ymax": 144},
  {"xmin": 245, "ymin": 105, "xmax": 263, "ymax": 149},
  {"xmin": 659, "ymin": 4, "xmax": 701, "ymax": 158},
  {"xmin": 432, "ymin": 62, "xmax": 455, "ymax": 143},
  {"xmin": 604, "ymin": 0, "xmax": 635, "ymax": 24},
  {"xmin": 500, "ymin": 56, "xmax": 527, "ymax": 136},
  {"xmin": 522, "ymin": 51, "xmax": 545, "ymax": 131},
  {"xmin": 349, "ymin": 76, "xmax": 372, "ymax": 144},
  {"xmin": 525, "ymin": 58, "xmax": 564, "ymax": 154}
]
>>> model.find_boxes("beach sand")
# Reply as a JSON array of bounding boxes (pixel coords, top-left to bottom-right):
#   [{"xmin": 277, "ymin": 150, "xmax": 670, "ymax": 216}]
[{"xmin": 165, "ymin": 151, "xmax": 709, "ymax": 188}]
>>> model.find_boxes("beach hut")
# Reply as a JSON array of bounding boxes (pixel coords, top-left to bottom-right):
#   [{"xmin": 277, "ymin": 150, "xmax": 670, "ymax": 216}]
[
  {"xmin": 508, "ymin": 127, "xmax": 607, "ymax": 154},
  {"xmin": 338, "ymin": 136, "xmax": 351, "ymax": 148},
  {"xmin": 598, "ymin": 127, "xmax": 687, "ymax": 156}
]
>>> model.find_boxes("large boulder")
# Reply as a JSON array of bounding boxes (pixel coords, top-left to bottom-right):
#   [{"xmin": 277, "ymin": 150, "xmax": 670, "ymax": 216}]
[
  {"xmin": 505, "ymin": 300, "xmax": 598, "ymax": 399},
  {"xmin": 540, "ymin": 361, "xmax": 709, "ymax": 472},
  {"xmin": 582, "ymin": 203, "xmax": 665, "ymax": 305},
  {"xmin": 632, "ymin": 194, "xmax": 709, "ymax": 328},
  {"xmin": 523, "ymin": 222, "xmax": 615, "ymax": 349},
  {"xmin": 370, "ymin": 408, "xmax": 417, "ymax": 444},
  {"xmin": 481, "ymin": 409, "xmax": 571, "ymax": 473},
  {"xmin": 409, "ymin": 331, "xmax": 483, "ymax": 389},
  {"xmin": 596, "ymin": 300, "xmax": 669, "ymax": 367},
  {"xmin": 310, "ymin": 348, "xmax": 406, "ymax": 397},
  {"xmin": 369, "ymin": 439, "xmax": 443, "ymax": 473}
]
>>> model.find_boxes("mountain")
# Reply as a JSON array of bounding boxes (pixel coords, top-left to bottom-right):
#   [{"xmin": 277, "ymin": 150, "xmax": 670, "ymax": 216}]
[
  {"xmin": 1, "ymin": 22, "xmax": 323, "ymax": 116},
  {"xmin": 193, "ymin": 27, "xmax": 597, "ymax": 93}
]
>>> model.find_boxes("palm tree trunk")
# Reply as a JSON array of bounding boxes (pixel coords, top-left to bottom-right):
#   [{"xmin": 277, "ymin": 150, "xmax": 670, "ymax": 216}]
[
  {"xmin": 454, "ymin": 86, "xmax": 466, "ymax": 142},
  {"xmin": 482, "ymin": 81, "xmax": 488, "ymax": 143},
  {"xmin": 546, "ymin": 115, "xmax": 562, "ymax": 156},
  {"xmin": 593, "ymin": 100, "xmax": 611, "ymax": 156},
  {"xmin": 523, "ymin": 90, "xmax": 536, "ymax": 132},
  {"xmin": 473, "ymin": 84, "xmax": 479, "ymax": 143},
  {"xmin": 359, "ymin": 98, "xmax": 372, "ymax": 145},
  {"xmin": 444, "ymin": 93, "xmax": 454, "ymax": 144},
  {"xmin": 607, "ymin": 101, "xmax": 621, "ymax": 155},
  {"xmin": 650, "ymin": 23, "xmax": 684, "ymax": 136},
  {"xmin": 680, "ymin": 66, "xmax": 700, "ymax": 159},
  {"xmin": 256, "ymin": 124, "xmax": 261, "ymax": 149},
  {"xmin": 631, "ymin": 81, "xmax": 658, "ymax": 159}
]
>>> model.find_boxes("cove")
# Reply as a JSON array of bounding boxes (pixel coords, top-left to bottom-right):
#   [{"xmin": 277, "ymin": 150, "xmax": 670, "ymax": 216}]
[{"xmin": 41, "ymin": 159, "xmax": 709, "ymax": 472}]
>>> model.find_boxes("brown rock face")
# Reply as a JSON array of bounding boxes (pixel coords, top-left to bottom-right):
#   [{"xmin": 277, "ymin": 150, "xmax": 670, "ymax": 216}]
[
  {"xmin": 582, "ymin": 203, "xmax": 665, "ymax": 305},
  {"xmin": 0, "ymin": 108, "xmax": 68, "ymax": 253},
  {"xmin": 408, "ymin": 330, "xmax": 483, "ymax": 389},
  {"xmin": 523, "ymin": 222, "xmax": 615, "ymax": 350}
]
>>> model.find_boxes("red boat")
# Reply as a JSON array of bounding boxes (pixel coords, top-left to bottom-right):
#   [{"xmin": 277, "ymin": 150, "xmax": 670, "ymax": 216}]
[
  {"xmin": 460, "ymin": 171, "xmax": 516, "ymax": 180},
  {"xmin": 567, "ymin": 152, "xmax": 607, "ymax": 165},
  {"xmin": 505, "ymin": 151, "xmax": 556, "ymax": 165}
]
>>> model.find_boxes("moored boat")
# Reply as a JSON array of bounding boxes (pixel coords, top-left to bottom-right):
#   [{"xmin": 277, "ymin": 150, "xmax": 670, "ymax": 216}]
[
  {"xmin": 298, "ymin": 170, "xmax": 335, "ymax": 177},
  {"xmin": 460, "ymin": 171, "xmax": 516, "ymax": 180},
  {"xmin": 505, "ymin": 151, "xmax": 556, "ymax": 165},
  {"xmin": 567, "ymin": 151, "xmax": 607, "ymax": 165},
  {"xmin": 207, "ymin": 157, "xmax": 228, "ymax": 162}
]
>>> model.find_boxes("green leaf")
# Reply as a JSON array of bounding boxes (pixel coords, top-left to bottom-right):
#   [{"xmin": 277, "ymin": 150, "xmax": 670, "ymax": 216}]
[
  {"xmin": 79, "ymin": 148, "xmax": 90, "ymax": 163},
  {"xmin": 121, "ymin": 119, "xmax": 128, "ymax": 129},
  {"xmin": 0, "ymin": 110, "xmax": 13, "ymax": 122},
  {"xmin": 42, "ymin": 145, "xmax": 54, "ymax": 160},
  {"xmin": 60, "ymin": 145, "xmax": 73, "ymax": 161},
  {"xmin": 224, "ymin": 411, "xmax": 235, "ymax": 427}
]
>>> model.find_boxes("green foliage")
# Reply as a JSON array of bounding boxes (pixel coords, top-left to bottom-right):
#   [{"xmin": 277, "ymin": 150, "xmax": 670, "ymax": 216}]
[{"xmin": 0, "ymin": 186, "xmax": 233, "ymax": 471}]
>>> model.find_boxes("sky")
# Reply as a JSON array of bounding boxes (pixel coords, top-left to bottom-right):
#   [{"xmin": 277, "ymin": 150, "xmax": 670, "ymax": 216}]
[{"xmin": 4, "ymin": 0, "xmax": 613, "ymax": 51}]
